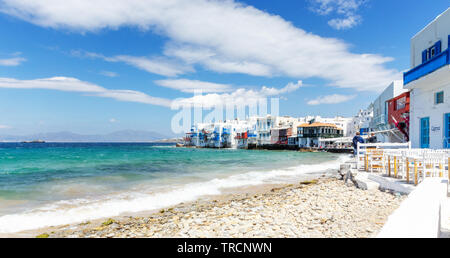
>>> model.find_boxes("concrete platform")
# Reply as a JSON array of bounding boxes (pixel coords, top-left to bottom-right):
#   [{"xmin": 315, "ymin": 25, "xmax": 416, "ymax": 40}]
[
  {"xmin": 439, "ymin": 198, "xmax": 450, "ymax": 238},
  {"xmin": 354, "ymin": 173, "xmax": 380, "ymax": 191},
  {"xmin": 367, "ymin": 173, "xmax": 416, "ymax": 194},
  {"xmin": 377, "ymin": 178, "xmax": 449, "ymax": 238},
  {"xmin": 349, "ymin": 171, "xmax": 416, "ymax": 194}
]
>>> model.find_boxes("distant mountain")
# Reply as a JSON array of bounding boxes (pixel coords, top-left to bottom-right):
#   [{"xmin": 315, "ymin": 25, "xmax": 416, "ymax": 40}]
[{"xmin": 0, "ymin": 130, "xmax": 170, "ymax": 142}]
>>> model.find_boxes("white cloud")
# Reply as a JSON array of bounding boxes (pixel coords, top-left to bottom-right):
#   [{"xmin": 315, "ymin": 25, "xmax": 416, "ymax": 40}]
[
  {"xmin": 72, "ymin": 50, "xmax": 192, "ymax": 77},
  {"xmin": 100, "ymin": 71, "xmax": 118, "ymax": 77},
  {"xmin": 0, "ymin": 0, "xmax": 396, "ymax": 91},
  {"xmin": 309, "ymin": 0, "xmax": 367, "ymax": 30},
  {"xmin": 0, "ymin": 125, "xmax": 11, "ymax": 129},
  {"xmin": 0, "ymin": 77, "xmax": 105, "ymax": 92},
  {"xmin": 328, "ymin": 15, "xmax": 361, "ymax": 30},
  {"xmin": 307, "ymin": 94, "xmax": 356, "ymax": 105},
  {"xmin": 0, "ymin": 77, "xmax": 172, "ymax": 107},
  {"xmin": 109, "ymin": 118, "xmax": 117, "ymax": 123},
  {"xmin": 105, "ymin": 55, "xmax": 192, "ymax": 77},
  {"xmin": 260, "ymin": 80, "xmax": 302, "ymax": 96},
  {"xmin": 0, "ymin": 76, "xmax": 300, "ymax": 109},
  {"xmin": 0, "ymin": 57, "xmax": 26, "ymax": 66},
  {"xmin": 174, "ymin": 81, "xmax": 302, "ymax": 108},
  {"xmin": 155, "ymin": 79, "xmax": 232, "ymax": 93}
]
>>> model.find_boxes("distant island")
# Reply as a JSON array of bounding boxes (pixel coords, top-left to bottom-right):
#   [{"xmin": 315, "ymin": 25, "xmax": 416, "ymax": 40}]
[
  {"xmin": 0, "ymin": 130, "xmax": 176, "ymax": 143},
  {"xmin": 152, "ymin": 138, "xmax": 183, "ymax": 143}
]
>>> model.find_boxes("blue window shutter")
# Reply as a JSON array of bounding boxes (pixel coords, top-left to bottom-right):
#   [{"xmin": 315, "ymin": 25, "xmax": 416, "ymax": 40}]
[
  {"xmin": 422, "ymin": 50, "xmax": 427, "ymax": 63},
  {"xmin": 435, "ymin": 40, "xmax": 442, "ymax": 54},
  {"xmin": 420, "ymin": 117, "xmax": 430, "ymax": 148},
  {"xmin": 445, "ymin": 113, "xmax": 450, "ymax": 148}
]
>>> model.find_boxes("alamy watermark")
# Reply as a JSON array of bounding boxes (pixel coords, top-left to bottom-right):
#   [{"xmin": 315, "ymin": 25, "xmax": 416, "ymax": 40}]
[{"xmin": 171, "ymin": 90, "xmax": 280, "ymax": 134}]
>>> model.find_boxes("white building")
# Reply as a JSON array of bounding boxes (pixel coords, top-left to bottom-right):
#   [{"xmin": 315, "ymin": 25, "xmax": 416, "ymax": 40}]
[
  {"xmin": 187, "ymin": 115, "xmax": 353, "ymax": 148},
  {"xmin": 187, "ymin": 119, "xmax": 256, "ymax": 148},
  {"xmin": 370, "ymin": 80, "xmax": 408, "ymax": 142},
  {"xmin": 255, "ymin": 115, "xmax": 277, "ymax": 145},
  {"xmin": 255, "ymin": 115, "xmax": 300, "ymax": 145},
  {"xmin": 347, "ymin": 106, "xmax": 374, "ymax": 137},
  {"xmin": 295, "ymin": 115, "xmax": 353, "ymax": 137},
  {"xmin": 320, "ymin": 116, "xmax": 353, "ymax": 137},
  {"xmin": 403, "ymin": 8, "xmax": 450, "ymax": 149}
]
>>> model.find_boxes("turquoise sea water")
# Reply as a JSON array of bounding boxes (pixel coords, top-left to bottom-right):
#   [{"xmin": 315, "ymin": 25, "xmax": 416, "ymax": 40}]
[{"xmin": 0, "ymin": 142, "xmax": 348, "ymax": 233}]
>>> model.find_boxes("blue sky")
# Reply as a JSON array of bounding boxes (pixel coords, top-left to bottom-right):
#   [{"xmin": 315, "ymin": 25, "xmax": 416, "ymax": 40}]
[{"xmin": 0, "ymin": 0, "xmax": 449, "ymax": 136}]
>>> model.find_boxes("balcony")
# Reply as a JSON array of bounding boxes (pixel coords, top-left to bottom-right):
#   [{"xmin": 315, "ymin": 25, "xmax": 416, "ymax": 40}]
[
  {"xmin": 404, "ymin": 49, "xmax": 449, "ymax": 85},
  {"xmin": 371, "ymin": 114, "xmax": 387, "ymax": 127},
  {"xmin": 299, "ymin": 133, "xmax": 343, "ymax": 138}
]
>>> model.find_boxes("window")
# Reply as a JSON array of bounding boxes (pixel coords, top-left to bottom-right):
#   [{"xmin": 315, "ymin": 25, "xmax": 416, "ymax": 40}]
[
  {"xmin": 422, "ymin": 41, "xmax": 442, "ymax": 63},
  {"xmin": 435, "ymin": 91, "xmax": 444, "ymax": 104},
  {"xmin": 429, "ymin": 46, "xmax": 436, "ymax": 59},
  {"xmin": 396, "ymin": 96, "xmax": 407, "ymax": 110},
  {"xmin": 420, "ymin": 117, "xmax": 430, "ymax": 148}
]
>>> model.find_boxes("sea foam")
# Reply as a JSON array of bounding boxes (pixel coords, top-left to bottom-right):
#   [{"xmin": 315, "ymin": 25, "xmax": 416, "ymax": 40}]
[{"xmin": 0, "ymin": 155, "xmax": 350, "ymax": 233}]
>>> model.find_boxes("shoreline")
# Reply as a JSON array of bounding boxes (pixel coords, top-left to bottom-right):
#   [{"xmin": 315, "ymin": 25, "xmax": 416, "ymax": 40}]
[
  {"xmin": 1, "ymin": 171, "xmax": 331, "ymax": 238},
  {"xmin": 0, "ymin": 153, "xmax": 348, "ymax": 236},
  {"xmin": 5, "ymin": 173, "xmax": 406, "ymax": 238}
]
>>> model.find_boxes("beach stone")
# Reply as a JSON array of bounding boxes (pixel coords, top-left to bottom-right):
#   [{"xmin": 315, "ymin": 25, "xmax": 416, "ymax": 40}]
[
  {"xmin": 46, "ymin": 177, "xmax": 405, "ymax": 239},
  {"xmin": 339, "ymin": 164, "xmax": 351, "ymax": 179},
  {"xmin": 354, "ymin": 174, "xmax": 380, "ymax": 191},
  {"xmin": 344, "ymin": 170, "xmax": 357, "ymax": 186}
]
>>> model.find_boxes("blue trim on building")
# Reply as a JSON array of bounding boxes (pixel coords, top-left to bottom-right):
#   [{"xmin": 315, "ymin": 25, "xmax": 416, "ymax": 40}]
[
  {"xmin": 422, "ymin": 50, "xmax": 427, "ymax": 64},
  {"xmin": 360, "ymin": 128, "xmax": 369, "ymax": 135},
  {"xmin": 435, "ymin": 40, "xmax": 442, "ymax": 54},
  {"xmin": 445, "ymin": 113, "xmax": 450, "ymax": 149},
  {"xmin": 420, "ymin": 117, "xmax": 430, "ymax": 148},
  {"xmin": 404, "ymin": 49, "xmax": 449, "ymax": 85},
  {"xmin": 404, "ymin": 36, "xmax": 450, "ymax": 85},
  {"xmin": 435, "ymin": 91, "xmax": 444, "ymax": 104}
]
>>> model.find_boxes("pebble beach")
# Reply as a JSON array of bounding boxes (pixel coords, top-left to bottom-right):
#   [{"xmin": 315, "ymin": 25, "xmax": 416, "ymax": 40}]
[{"xmin": 31, "ymin": 176, "xmax": 406, "ymax": 238}]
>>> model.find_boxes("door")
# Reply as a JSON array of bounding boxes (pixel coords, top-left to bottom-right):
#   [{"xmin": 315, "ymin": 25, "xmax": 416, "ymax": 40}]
[
  {"xmin": 420, "ymin": 117, "xmax": 430, "ymax": 148},
  {"xmin": 445, "ymin": 113, "xmax": 450, "ymax": 148}
]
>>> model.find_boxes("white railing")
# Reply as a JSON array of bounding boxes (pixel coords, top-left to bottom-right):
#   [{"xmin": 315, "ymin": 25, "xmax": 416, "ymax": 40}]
[
  {"xmin": 357, "ymin": 144, "xmax": 450, "ymax": 186},
  {"xmin": 384, "ymin": 149, "xmax": 450, "ymax": 185},
  {"xmin": 356, "ymin": 142, "xmax": 411, "ymax": 170}
]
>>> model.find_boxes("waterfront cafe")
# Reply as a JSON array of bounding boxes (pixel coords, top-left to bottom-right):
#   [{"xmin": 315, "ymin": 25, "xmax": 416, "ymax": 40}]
[{"xmin": 297, "ymin": 122, "xmax": 344, "ymax": 148}]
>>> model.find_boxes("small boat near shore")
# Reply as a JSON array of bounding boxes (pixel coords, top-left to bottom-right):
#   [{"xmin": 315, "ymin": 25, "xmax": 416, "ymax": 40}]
[{"xmin": 21, "ymin": 140, "xmax": 46, "ymax": 143}]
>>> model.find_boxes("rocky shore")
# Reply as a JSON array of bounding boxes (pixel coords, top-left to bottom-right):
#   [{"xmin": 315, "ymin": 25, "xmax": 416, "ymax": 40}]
[{"xmin": 36, "ymin": 177, "xmax": 406, "ymax": 238}]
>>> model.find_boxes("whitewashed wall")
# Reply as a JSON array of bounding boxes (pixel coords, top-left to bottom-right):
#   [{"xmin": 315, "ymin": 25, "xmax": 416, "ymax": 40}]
[
  {"xmin": 409, "ymin": 76, "xmax": 450, "ymax": 148},
  {"xmin": 407, "ymin": 8, "xmax": 450, "ymax": 149},
  {"xmin": 411, "ymin": 8, "xmax": 450, "ymax": 68},
  {"xmin": 372, "ymin": 81, "xmax": 406, "ymax": 124}
]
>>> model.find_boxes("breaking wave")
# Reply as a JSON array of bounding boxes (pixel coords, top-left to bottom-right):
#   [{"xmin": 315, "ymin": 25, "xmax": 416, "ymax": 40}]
[{"xmin": 0, "ymin": 155, "xmax": 350, "ymax": 233}]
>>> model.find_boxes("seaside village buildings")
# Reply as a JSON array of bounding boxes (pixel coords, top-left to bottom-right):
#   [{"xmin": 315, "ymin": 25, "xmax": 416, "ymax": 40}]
[
  {"xmin": 369, "ymin": 81, "xmax": 409, "ymax": 143},
  {"xmin": 184, "ymin": 8, "xmax": 450, "ymax": 150},
  {"xmin": 184, "ymin": 115, "xmax": 353, "ymax": 149},
  {"xmin": 403, "ymin": 8, "xmax": 450, "ymax": 149}
]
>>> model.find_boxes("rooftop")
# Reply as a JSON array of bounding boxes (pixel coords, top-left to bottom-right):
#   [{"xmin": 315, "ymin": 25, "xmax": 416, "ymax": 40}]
[
  {"xmin": 411, "ymin": 7, "xmax": 450, "ymax": 40},
  {"xmin": 298, "ymin": 122, "xmax": 341, "ymax": 129}
]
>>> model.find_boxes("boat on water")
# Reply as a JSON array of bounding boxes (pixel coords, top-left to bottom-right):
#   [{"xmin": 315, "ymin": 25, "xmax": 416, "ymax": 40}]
[{"xmin": 21, "ymin": 140, "xmax": 46, "ymax": 143}]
